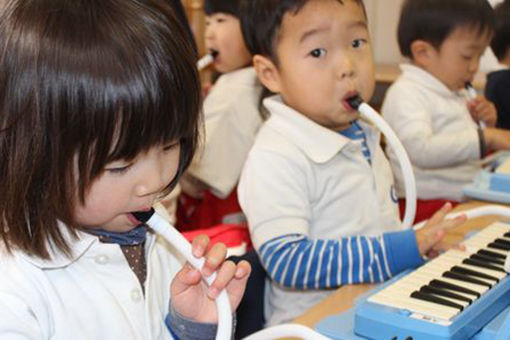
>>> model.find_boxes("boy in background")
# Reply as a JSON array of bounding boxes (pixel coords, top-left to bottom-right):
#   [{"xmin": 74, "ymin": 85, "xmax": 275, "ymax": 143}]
[
  {"xmin": 382, "ymin": 0, "xmax": 510, "ymax": 223},
  {"xmin": 486, "ymin": 0, "xmax": 510, "ymax": 130},
  {"xmin": 178, "ymin": 0, "xmax": 264, "ymax": 231},
  {"xmin": 239, "ymin": 0, "xmax": 466, "ymax": 325}
]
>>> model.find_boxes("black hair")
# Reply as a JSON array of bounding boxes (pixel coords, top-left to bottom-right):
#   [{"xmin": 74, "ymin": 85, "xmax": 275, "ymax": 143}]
[
  {"xmin": 491, "ymin": 0, "xmax": 510, "ymax": 61},
  {"xmin": 240, "ymin": 0, "xmax": 365, "ymax": 64},
  {"xmin": 204, "ymin": 0, "xmax": 242, "ymax": 17},
  {"xmin": 397, "ymin": 0, "xmax": 495, "ymax": 58},
  {"xmin": 0, "ymin": 0, "xmax": 201, "ymax": 259}
]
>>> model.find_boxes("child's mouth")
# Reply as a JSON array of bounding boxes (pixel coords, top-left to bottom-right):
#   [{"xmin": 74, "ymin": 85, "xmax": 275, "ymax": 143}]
[
  {"xmin": 209, "ymin": 49, "xmax": 219, "ymax": 59},
  {"xmin": 342, "ymin": 91, "xmax": 361, "ymax": 111},
  {"xmin": 127, "ymin": 213, "xmax": 143, "ymax": 225}
]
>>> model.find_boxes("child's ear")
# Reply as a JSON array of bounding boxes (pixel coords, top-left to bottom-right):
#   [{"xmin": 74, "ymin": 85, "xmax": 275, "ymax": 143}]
[
  {"xmin": 253, "ymin": 55, "xmax": 282, "ymax": 93},
  {"xmin": 410, "ymin": 40, "xmax": 436, "ymax": 68}
]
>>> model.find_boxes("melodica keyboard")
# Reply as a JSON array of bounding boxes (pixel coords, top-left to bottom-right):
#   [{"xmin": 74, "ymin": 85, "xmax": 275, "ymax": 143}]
[{"xmin": 354, "ymin": 222, "xmax": 510, "ymax": 340}]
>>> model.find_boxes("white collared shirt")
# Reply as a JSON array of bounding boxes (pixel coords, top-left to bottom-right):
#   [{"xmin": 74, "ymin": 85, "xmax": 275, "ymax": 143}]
[
  {"xmin": 238, "ymin": 95, "xmax": 400, "ymax": 325},
  {"xmin": 0, "ymin": 219, "xmax": 183, "ymax": 339},
  {"xmin": 381, "ymin": 64, "xmax": 481, "ymax": 201},
  {"xmin": 187, "ymin": 67, "xmax": 263, "ymax": 198}
]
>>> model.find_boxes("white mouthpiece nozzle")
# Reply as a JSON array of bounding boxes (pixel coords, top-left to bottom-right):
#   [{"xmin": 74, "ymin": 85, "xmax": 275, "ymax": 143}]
[
  {"xmin": 197, "ymin": 51, "xmax": 218, "ymax": 71},
  {"xmin": 465, "ymin": 82, "xmax": 478, "ymax": 100}
]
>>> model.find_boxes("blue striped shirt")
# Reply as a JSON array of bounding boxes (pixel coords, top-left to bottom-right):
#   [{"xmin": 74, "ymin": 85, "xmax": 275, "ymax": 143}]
[
  {"xmin": 339, "ymin": 120, "xmax": 371, "ymax": 163},
  {"xmin": 259, "ymin": 230, "xmax": 423, "ymax": 289}
]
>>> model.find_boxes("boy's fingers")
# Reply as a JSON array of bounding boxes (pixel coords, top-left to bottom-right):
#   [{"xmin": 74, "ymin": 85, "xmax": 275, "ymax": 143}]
[
  {"xmin": 442, "ymin": 214, "xmax": 467, "ymax": 231},
  {"xmin": 427, "ymin": 202, "xmax": 452, "ymax": 225},
  {"xmin": 192, "ymin": 235, "xmax": 210, "ymax": 258},
  {"xmin": 203, "ymin": 242, "xmax": 227, "ymax": 277}
]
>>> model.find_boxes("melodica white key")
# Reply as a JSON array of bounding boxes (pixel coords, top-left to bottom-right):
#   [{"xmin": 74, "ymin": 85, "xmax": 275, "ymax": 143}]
[{"xmin": 367, "ymin": 223, "xmax": 510, "ymax": 322}]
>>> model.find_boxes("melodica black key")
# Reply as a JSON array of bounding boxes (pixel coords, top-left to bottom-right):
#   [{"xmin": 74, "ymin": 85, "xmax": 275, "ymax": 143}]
[
  {"xmin": 488, "ymin": 241, "xmax": 510, "ymax": 251},
  {"xmin": 420, "ymin": 285, "xmax": 473, "ymax": 304},
  {"xmin": 470, "ymin": 253, "xmax": 505, "ymax": 266},
  {"xmin": 504, "ymin": 232, "xmax": 510, "ymax": 238},
  {"xmin": 429, "ymin": 279, "xmax": 480, "ymax": 298},
  {"xmin": 494, "ymin": 238, "xmax": 510, "ymax": 248},
  {"xmin": 478, "ymin": 249, "xmax": 507, "ymax": 260},
  {"xmin": 443, "ymin": 271, "xmax": 492, "ymax": 287},
  {"xmin": 462, "ymin": 258, "xmax": 506, "ymax": 273},
  {"xmin": 451, "ymin": 266, "xmax": 499, "ymax": 282},
  {"xmin": 410, "ymin": 291, "xmax": 464, "ymax": 311}
]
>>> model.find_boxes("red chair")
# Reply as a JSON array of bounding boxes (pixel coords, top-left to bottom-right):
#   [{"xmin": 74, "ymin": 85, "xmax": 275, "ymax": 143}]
[{"xmin": 399, "ymin": 198, "xmax": 459, "ymax": 224}]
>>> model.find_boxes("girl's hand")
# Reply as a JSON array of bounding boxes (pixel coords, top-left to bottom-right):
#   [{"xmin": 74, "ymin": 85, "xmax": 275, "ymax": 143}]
[
  {"xmin": 467, "ymin": 97, "xmax": 497, "ymax": 127},
  {"xmin": 415, "ymin": 203, "xmax": 467, "ymax": 258},
  {"xmin": 170, "ymin": 235, "xmax": 251, "ymax": 323}
]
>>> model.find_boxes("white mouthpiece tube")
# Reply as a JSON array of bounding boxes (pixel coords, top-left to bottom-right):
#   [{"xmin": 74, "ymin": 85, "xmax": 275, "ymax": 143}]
[
  {"xmin": 466, "ymin": 83, "xmax": 486, "ymax": 129},
  {"xmin": 243, "ymin": 324, "xmax": 330, "ymax": 340},
  {"xmin": 145, "ymin": 211, "xmax": 232, "ymax": 340},
  {"xmin": 197, "ymin": 54, "xmax": 214, "ymax": 71},
  {"xmin": 357, "ymin": 102, "xmax": 417, "ymax": 229},
  {"xmin": 413, "ymin": 204, "xmax": 510, "ymax": 230}
]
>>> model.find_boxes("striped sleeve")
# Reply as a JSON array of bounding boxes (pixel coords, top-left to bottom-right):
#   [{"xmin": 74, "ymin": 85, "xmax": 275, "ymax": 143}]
[{"xmin": 258, "ymin": 230, "xmax": 423, "ymax": 289}]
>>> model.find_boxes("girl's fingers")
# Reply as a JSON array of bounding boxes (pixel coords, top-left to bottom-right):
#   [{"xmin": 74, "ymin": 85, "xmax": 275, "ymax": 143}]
[
  {"xmin": 191, "ymin": 235, "xmax": 210, "ymax": 258},
  {"xmin": 172, "ymin": 262, "xmax": 202, "ymax": 295},
  {"xmin": 234, "ymin": 260, "xmax": 251, "ymax": 279},
  {"xmin": 208, "ymin": 260, "xmax": 237, "ymax": 299},
  {"xmin": 202, "ymin": 242, "xmax": 227, "ymax": 277}
]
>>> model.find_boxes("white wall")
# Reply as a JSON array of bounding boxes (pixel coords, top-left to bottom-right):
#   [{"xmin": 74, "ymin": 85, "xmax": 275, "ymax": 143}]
[{"xmin": 365, "ymin": 0, "xmax": 405, "ymax": 64}]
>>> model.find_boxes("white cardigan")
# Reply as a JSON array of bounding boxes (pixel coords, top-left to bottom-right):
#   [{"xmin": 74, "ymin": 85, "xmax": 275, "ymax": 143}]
[
  {"xmin": 0, "ymin": 222, "xmax": 183, "ymax": 339},
  {"xmin": 382, "ymin": 64, "xmax": 481, "ymax": 201}
]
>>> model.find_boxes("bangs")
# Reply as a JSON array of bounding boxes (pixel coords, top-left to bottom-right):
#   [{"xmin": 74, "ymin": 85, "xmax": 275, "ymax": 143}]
[
  {"xmin": 70, "ymin": 3, "xmax": 201, "ymax": 196},
  {"xmin": 204, "ymin": 0, "xmax": 241, "ymax": 17}
]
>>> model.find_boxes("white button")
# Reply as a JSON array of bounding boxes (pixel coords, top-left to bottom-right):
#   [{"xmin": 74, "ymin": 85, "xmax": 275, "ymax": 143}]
[
  {"xmin": 94, "ymin": 254, "xmax": 109, "ymax": 264},
  {"xmin": 131, "ymin": 289, "xmax": 142, "ymax": 303}
]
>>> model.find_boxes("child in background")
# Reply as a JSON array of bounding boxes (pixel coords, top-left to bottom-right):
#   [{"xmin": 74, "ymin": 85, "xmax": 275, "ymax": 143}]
[
  {"xmin": 178, "ymin": 0, "xmax": 264, "ymax": 231},
  {"xmin": 238, "ymin": 0, "xmax": 466, "ymax": 326},
  {"xmin": 0, "ymin": 1, "xmax": 250, "ymax": 338},
  {"xmin": 486, "ymin": 0, "xmax": 510, "ymax": 130},
  {"xmin": 382, "ymin": 0, "xmax": 510, "ymax": 223}
]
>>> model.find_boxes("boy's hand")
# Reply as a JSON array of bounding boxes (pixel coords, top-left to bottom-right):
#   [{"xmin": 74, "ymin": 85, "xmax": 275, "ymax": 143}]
[
  {"xmin": 467, "ymin": 96, "xmax": 497, "ymax": 127},
  {"xmin": 483, "ymin": 128, "xmax": 510, "ymax": 151},
  {"xmin": 170, "ymin": 235, "xmax": 251, "ymax": 324},
  {"xmin": 415, "ymin": 203, "xmax": 467, "ymax": 258}
]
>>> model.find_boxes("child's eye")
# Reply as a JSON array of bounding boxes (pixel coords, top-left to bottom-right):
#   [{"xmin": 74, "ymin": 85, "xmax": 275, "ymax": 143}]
[
  {"xmin": 310, "ymin": 48, "xmax": 327, "ymax": 58},
  {"xmin": 462, "ymin": 54, "xmax": 474, "ymax": 61},
  {"xmin": 352, "ymin": 39, "xmax": 367, "ymax": 49},
  {"xmin": 163, "ymin": 142, "xmax": 179, "ymax": 152},
  {"xmin": 105, "ymin": 164, "xmax": 132, "ymax": 174}
]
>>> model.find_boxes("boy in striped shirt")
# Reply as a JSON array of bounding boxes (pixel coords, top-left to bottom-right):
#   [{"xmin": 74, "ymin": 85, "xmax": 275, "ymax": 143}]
[{"xmin": 238, "ymin": 0, "xmax": 467, "ymax": 325}]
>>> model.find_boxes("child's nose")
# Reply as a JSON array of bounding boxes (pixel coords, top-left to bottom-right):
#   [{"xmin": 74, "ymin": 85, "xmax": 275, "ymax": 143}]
[
  {"xmin": 135, "ymin": 160, "xmax": 171, "ymax": 197},
  {"xmin": 204, "ymin": 25, "xmax": 215, "ymax": 41},
  {"xmin": 336, "ymin": 54, "xmax": 355, "ymax": 79},
  {"xmin": 468, "ymin": 57, "xmax": 479, "ymax": 74}
]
